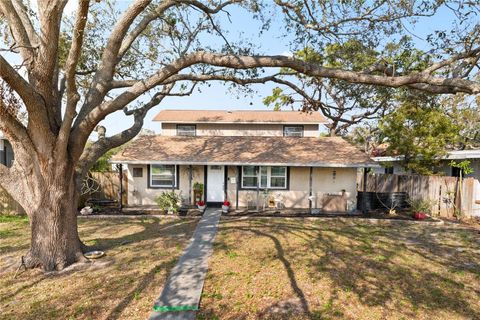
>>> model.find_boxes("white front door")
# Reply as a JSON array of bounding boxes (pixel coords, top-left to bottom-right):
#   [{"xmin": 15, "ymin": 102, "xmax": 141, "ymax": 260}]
[{"xmin": 207, "ymin": 165, "xmax": 225, "ymax": 202}]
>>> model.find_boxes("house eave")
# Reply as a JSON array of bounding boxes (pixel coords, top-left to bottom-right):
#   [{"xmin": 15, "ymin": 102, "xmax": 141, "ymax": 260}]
[
  {"xmin": 158, "ymin": 120, "xmax": 327, "ymax": 125},
  {"xmin": 372, "ymin": 150, "xmax": 480, "ymax": 163},
  {"xmin": 110, "ymin": 159, "xmax": 378, "ymax": 168}
]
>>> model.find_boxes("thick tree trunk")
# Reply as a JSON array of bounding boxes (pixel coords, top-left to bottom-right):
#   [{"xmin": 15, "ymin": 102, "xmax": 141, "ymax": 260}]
[{"xmin": 20, "ymin": 173, "xmax": 86, "ymax": 271}]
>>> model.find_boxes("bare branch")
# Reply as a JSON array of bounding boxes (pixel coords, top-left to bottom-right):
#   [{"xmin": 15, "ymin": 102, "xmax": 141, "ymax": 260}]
[
  {"xmin": 77, "ymin": 84, "xmax": 173, "ymax": 176},
  {"xmin": 0, "ymin": 0, "xmax": 37, "ymax": 67},
  {"xmin": 79, "ymin": 0, "xmax": 152, "ymax": 121},
  {"xmin": 56, "ymin": 0, "xmax": 90, "ymax": 156}
]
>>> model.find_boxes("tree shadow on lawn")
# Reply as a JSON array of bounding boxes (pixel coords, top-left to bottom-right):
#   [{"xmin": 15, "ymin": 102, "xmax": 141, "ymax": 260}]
[
  {"xmin": 80, "ymin": 217, "xmax": 198, "ymax": 252},
  {"xmin": 105, "ymin": 256, "xmax": 179, "ymax": 319},
  {"xmin": 203, "ymin": 218, "xmax": 480, "ymax": 319},
  {"xmin": 1, "ymin": 217, "xmax": 199, "ymax": 319}
]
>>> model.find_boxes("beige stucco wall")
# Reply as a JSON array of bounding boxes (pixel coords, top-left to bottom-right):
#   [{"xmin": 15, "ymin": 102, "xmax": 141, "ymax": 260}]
[
  {"xmin": 127, "ymin": 165, "xmax": 358, "ymax": 211},
  {"xmin": 126, "ymin": 164, "xmax": 204, "ymax": 206},
  {"xmin": 225, "ymin": 166, "xmax": 358, "ymax": 211},
  {"xmin": 160, "ymin": 123, "xmax": 319, "ymax": 137}
]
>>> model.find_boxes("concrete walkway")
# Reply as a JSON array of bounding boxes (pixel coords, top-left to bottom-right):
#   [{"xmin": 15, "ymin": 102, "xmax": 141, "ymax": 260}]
[{"xmin": 149, "ymin": 208, "xmax": 222, "ymax": 320}]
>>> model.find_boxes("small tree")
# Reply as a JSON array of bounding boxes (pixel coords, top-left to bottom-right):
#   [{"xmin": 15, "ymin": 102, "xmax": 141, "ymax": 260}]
[{"xmin": 379, "ymin": 95, "xmax": 459, "ymax": 175}]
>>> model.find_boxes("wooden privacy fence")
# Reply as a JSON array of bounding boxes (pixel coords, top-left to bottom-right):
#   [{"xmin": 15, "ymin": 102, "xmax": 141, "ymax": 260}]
[
  {"xmin": 358, "ymin": 173, "xmax": 480, "ymax": 218},
  {"xmin": 80, "ymin": 171, "xmax": 127, "ymax": 207},
  {"xmin": 0, "ymin": 171, "xmax": 127, "ymax": 214}
]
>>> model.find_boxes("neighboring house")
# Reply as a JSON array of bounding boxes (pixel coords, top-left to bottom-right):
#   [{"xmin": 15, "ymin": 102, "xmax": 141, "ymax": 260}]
[
  {"xmin": 0, "ymin": 131, "xmax": 14, "ymax": 167},
  {"xmin": 372, "ymin": 150, "xmax": 480, "ymax": 179},
  {"xmin": 111, "ymin": 110, "xmax": 375, "ymax": 212}
]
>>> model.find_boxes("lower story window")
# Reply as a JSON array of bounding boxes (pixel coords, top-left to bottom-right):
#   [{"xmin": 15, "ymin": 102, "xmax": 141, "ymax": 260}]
[
  {"xmin": 242, "ymin": 166, "xmax": 287, "ymax": 189},
  {"xmin": 150, "ymin": 164, "xmax": 177, "ymax": 188}
]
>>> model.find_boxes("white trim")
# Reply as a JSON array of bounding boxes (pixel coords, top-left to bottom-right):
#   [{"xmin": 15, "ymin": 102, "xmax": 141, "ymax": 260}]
[
  {"xmin": 150, "ymin": 164, "xmax": 177, "ymax": 188},
  {"xmin": 112, "ymin": 160, "xmax": 378, "ymax": 168},
  {"xmin": 0, "ymin": 139, "xmax": 4, "ymax": 151},
  {"xmin": 372, "ymin": 150, "xmax": 480, "ymax": 162}
]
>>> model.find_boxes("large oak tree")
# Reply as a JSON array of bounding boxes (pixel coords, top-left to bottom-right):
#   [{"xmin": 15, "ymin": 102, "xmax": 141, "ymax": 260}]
[{"xmin": 0, "ymin": 0, "xmax": 479, "ymax": 271}]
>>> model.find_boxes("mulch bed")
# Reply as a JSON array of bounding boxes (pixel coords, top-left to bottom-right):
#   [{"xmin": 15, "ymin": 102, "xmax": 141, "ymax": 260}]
[{"xmin": 78, "ymin": 207, "xmax": 204, "ymax": 217}]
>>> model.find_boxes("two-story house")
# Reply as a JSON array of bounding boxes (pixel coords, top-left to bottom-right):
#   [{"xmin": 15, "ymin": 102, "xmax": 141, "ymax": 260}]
[
  {"xmin": 111, "ymin": 110, "xmax": 375, "ymax": 212},
  {"xmin": 0, "ymin": 131, "xmax": 14, "ymax": 167}
]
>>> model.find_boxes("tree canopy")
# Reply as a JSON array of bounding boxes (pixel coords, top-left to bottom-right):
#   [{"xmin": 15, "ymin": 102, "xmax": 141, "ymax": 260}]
[{"xmin": 378, "ymin": 94, "xmax": 460, "ymax": 175}]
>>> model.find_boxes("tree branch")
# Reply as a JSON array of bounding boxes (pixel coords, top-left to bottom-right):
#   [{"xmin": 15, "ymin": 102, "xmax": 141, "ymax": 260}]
[
  {"xmin": 56, "ymin": 0, "xmax": 90, "ymax": 157},
  {"xmin": 0, "ymin": 0, "xmax": 37, "ymax": 68},
  {"xmin": 79, "ymin": 0, "xmax": 152, "ymax": 122},
  {"xmin": 76, "ymin": 84, "xmax": 173, "ymax": 177}
]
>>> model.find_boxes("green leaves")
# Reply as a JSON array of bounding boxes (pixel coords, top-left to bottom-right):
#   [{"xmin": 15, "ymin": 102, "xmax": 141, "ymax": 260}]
[
  {"xmin": 262, "ymin": 87, "xmax": 294, "ymax": 111},
  {"xmin": 379, "ymin": 96, "xmax": 459, "ymax": 175}
]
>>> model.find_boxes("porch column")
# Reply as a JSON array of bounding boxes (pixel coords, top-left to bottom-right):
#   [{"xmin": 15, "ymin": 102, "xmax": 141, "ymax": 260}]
[
  {"xmin": 362, "ymin": 167, "xmax": 368, "ymax": 214},
  {"xmin": 116, "ymin": 164, "xmax": 123, "ymax": 211},
  {"xmin": 309, "ymin": 167, "xmax": 313, "ymax": 214},
  {"xmin": 236, "ymin": 166, "xmax": 240, "ymax": 210},
  {"xmin": 256, "ymin": 166, "xmax": 260, "ymax": 212},
  {"xmin": 188, "ymin": 165, "xmax": 193, "ymax": 205}
]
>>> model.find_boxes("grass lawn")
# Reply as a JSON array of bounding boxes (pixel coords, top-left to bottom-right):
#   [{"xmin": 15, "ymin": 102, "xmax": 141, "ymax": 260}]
[
  {"xmin": 199, "ymin": 218, "xmax": 480, "ymax": 320},
  {"xmin": 0, "ymin": 215, "xmax": 198, "ymax": 320}
]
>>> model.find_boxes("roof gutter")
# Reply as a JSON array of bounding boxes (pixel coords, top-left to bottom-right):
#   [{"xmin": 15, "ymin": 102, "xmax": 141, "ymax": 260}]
[
  {"xmin": 156, "ymin": 121, "xmax": 328, "ymax": 125},
  {"xmin": 110, "ymin": 159, "xmax": 379, "ymax": 168}
]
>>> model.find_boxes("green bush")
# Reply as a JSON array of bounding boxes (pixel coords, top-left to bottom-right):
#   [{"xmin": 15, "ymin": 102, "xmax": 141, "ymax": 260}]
[
  {"xmin": 155, "ymin": 191, "xmax": 181, "ymax": 213},
  {"xmin": 408, "ymin": 198, "xmax": 435, "ymax": 214}
]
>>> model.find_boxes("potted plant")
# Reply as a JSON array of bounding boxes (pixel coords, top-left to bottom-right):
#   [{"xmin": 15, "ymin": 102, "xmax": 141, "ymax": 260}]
[
  {"xmin": 193, "ymin": 182, "xmax": 204, "ymax": 203},
  {"xmin": 222, "ymin": 200, "xmax": 230, "ymax": 213},
  {"xmin": 408, "ymin": 198, "xmax": 433, "ymax": 220},
  {"xmin": 197, "ymin": 200, "xmax": 206, "ymax": 211}
]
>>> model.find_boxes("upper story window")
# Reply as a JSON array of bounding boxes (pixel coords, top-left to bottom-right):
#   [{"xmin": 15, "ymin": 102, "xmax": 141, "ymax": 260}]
[
  {"xmin": 176, "ymin": 124, "xmax": 196, "ymax": 136},
  {"xmin": 283, "ymin": 125, "xmax": 304, "ymax": 137}
]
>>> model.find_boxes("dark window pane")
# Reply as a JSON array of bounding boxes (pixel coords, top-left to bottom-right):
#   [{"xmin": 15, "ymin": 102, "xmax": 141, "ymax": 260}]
[
  {"xmin": 152, "ymin": 178, "xmax": 174, "ymax": 186},
  {"xmin": 177, "ymin": 125, "xmax": 196, "ymax": 136},
  {"xmin": 270, "ymin": 177, "xmax": 286, "ymax": 188},
  {"xmin": 243, "ymin": 166, "xmax": 256, "ymax": 176},
  {"xmin": 284, "ymin": 126, "xmax": 303, "ymax": 137},
  {"xmin": 243, "ymin": 177, "xmax": 257, "ymax": 187},
  {"xmin": 133, "ymin": 167, "xmax": 143, "ymax": 177},
  {"xmin": 271, "ymin": 167, "xmax": 286, "ymax": 176}
]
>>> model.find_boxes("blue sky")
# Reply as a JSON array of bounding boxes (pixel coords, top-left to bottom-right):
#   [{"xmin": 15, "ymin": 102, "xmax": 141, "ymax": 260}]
[
  {"xmin": 99, "ymin": 2, "xmax": 458, "ymax": 136},
  {"xmin": 6, "ymin": 1, "xmax": 462, "ymax": 137},
  {"xmin": 102, "ymin": 2, "xmax": 293, "ymax": 135}
]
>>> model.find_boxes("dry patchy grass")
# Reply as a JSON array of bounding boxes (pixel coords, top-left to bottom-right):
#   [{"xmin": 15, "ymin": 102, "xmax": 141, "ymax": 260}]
[
  {"xmin": 0, "ymin": 215, "xmax": 198, "ymax": 320},
  {"xmin": 199, "ymin": 218, "xmax": 480, "ymax": 320}
]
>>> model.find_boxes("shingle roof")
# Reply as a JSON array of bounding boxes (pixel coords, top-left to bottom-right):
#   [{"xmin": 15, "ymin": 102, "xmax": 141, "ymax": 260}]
[
  {"xmin": 111, "ymin": 135, "xmax": 375, "ymax": 167},
  {"xmin": 153, "ymin": 109, "xmax": 327, "ymax": 124}
]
